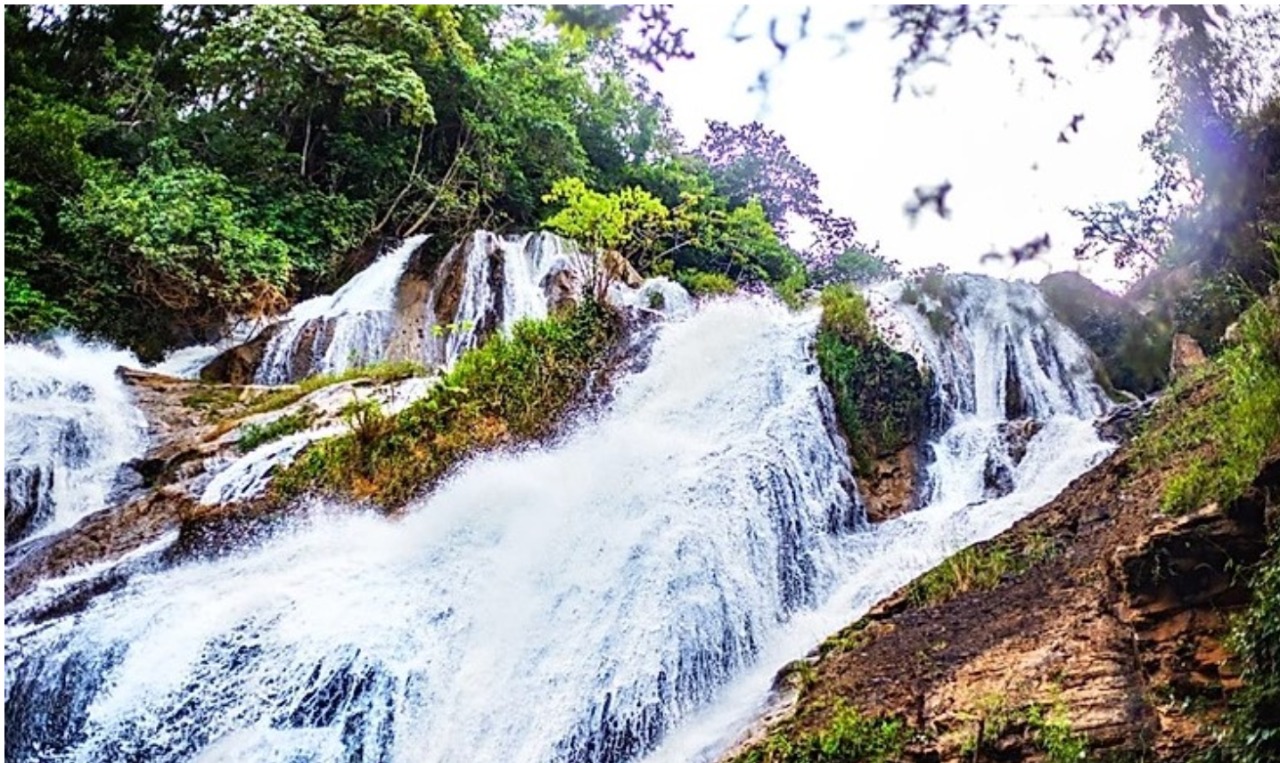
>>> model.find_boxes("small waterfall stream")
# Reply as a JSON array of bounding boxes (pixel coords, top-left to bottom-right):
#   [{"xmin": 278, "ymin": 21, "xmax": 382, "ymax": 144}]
[
  {"xmin": 5, "ymin": 267, "xmax": 1116, "ymax": 763},
  {"xmin": 4, "ymin": 336, "xmax": 148, "ymax": 546}
]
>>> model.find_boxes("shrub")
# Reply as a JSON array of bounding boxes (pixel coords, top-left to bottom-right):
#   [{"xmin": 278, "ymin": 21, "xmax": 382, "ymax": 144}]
[
  {"xmin": 907, "ymin": 535, "xmax": 1058, "ymax": 606},
  {"xmin": 819, "ymin": 284, "xmax": 874, "ymax": 344},
  {"xmin": 241, "ymin": 360, "xmax": 426, "ymax": 417},
  {"xmin": 677, "ymin": 269, "xmax": 737, "ymax": 297},
  {"xmin": 815, "ymin": 317, "xmax": 927, "ymax": 476},
  {"xmin": 1133, "ymin": 296, "xmax": 1280, "ymax": 514}
]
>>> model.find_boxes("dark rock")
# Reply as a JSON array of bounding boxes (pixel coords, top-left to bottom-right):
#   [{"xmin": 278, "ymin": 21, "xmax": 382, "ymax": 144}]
[
  {"xmin": 199, "ymin": 322, "xmax": 282, "ymax": 385},
  {"xmin": 1095, "ymin": 399, "xmax": 1157, "ymax": 443},
  {"xmin": 5, "ymin": 464, "xmax": 54, "ymax": 544}
]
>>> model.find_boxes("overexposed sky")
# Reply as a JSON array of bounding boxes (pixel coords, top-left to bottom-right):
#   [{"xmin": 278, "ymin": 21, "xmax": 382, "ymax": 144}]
[{"xmin": 644, "ymin": 5, "xmax": 1166, "ymax": 290}]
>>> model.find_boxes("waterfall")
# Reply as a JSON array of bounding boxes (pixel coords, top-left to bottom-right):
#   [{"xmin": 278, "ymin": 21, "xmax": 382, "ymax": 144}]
[
  {"xmin": 247, "ymin": 230, "xmax": 678, "ymax": 385},
  {"xmin": 4, "ymin": 335, "xmax": 148, "ymax": 546},
  {"xmin": 254, "ymin": 236, "xmax": 429, "ymax": 385},
  {"xmin": 5, "ymin": 298, "xmax": 860, "ymax": 763},
  {"xmin": 5, "ymin": 274, "xmax": 1116, "ymax": 763},
  {"xmin": 648, "ymin": 274, "xmax": 1115, "ymax": 761}
]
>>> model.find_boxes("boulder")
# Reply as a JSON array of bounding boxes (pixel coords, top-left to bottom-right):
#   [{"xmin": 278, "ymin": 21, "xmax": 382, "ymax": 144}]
[
  {"xmin": 198, "ymin": 323, "xmax": 282, "ymax": 385},
  {"xmin": 1170, "ymin": 333, "xmax": 1207, "ymax": 379}
]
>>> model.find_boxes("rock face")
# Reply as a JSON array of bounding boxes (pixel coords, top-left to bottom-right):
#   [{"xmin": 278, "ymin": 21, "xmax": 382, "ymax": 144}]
[
  {"xmin": 1039, "ymin": 271, "xmax": 1172, "ymax": 397},
  {"xmin": 1170, "ymin": 333, "xmax": 1208, "ymax": 379}
]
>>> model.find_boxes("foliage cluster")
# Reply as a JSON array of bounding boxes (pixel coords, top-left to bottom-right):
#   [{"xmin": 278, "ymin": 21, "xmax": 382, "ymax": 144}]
[
  {"xmin": 960, "ymin": 695, "xmax": 1088, "ymax": 763},
  {"xmin": 1132, "ymin": 294, "xmax": 1280, "ymax": 515},
  {"xmin": 238, "ymin": 360, "xmax": 426, "ymax": 419},
  {"xmin": 274, "ymin": 300, "xmax": 619, "ymax": 508},
  {"xmin": 237, "ymin": 406, "xmax": 317, "ymax": 454},
  {"xmin": 733, "ymin": 702, "xmax": 908, "ymax": 763}
]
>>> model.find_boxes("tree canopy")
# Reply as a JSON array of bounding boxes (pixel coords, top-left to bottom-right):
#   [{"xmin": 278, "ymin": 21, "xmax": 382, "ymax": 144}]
[{"xmin": 5, "ymin": 4, "xmax": 869, "ymax": 357}]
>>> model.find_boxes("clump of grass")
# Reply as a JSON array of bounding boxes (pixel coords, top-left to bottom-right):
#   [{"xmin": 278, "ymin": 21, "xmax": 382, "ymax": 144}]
[
  {"xmin": 907, "ymin": 533, "xmax": 1059, "ymax": 606},
  {"xmin": 274, "ymin": 300, "xmax": 620, "ymax": 508},
  {"xmin": 734, "ymin": 701, "xmax": 908, "ymax": 763},
  {"xmin": 1132, "ymin": 297, "xmax": 1280, "ymax": 514},
  {"xmin": 182, "ymin": 386, "xmax": 242, "ymax": 416},
  {"xmin": 242, "ymin": 359, "xmax": 426, "ymax": 418},
  {"xmin": 960, "ymin": 695, "xmax": 1088, "ymax": 763},
  {"xmin": 236, "ymin": 405, "xmax": 317, "ymax": 453}
]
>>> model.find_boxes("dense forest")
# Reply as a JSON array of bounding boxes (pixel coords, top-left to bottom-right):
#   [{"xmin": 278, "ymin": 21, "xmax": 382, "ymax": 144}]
[{"xmin": 4, "ymin": 4, "xmax": 883, "ymax": 359}]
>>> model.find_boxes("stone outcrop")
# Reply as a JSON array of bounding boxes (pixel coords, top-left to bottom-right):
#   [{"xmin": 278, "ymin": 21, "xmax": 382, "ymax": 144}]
[
  {"xmin": 198, "ymin": 323, "xmax": 281, "ymax": 384},
  {"xmin": 1170, "ymin": 333, "xmax": 1208, "ymax": 379},
  {"xmin": 862, "ymin": 447, "xmax": 919, "ymax": 523}
]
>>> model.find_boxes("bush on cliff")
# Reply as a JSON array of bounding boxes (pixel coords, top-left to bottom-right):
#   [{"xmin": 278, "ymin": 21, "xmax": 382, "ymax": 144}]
[
  {"xmin": 816, "ymin": 285, "xmax": 927, "ymax": 476},
  {"xmin": 274, "ymin": 299, "xmax": 621, "ymax": 508}
]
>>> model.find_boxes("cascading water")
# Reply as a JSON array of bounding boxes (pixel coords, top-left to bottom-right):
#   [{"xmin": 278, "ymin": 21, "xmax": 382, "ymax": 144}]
[
  {"xmin": 255, "ymin": 236, "xmax": 430, "ymax": 385},
  {"xmin": 6, "ymin": 298, "xmax": 860, "ymax": 763},
  {"xmin": 5, "ymin": 272, "xmax": 1117, "ymax": 763},
  {"xmin": 648, "ymin": 274, "xmax": 1116, "ymax": 761},
  {"xmin": 4, "ymin": 335, "xmax": 148, "ymax": 546}
]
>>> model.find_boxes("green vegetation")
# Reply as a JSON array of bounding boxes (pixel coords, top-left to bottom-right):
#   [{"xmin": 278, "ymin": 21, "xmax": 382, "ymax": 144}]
[
  {"xmin": 960, "ymin": 695, "xmax": 1088, "ymax": 763},
  {"xmin": 819, "ymin": 285, "xmax": 874, "ymax": 344},
  {"xmin": 1132, "ymin": 294, "xmax": 1280, "ymax": 515},
  {"xmin": 1039, "ymin": 271, "xmax": 1173, "ymax": 396},
  {"xmin": 815, "ymin": 285, "xmax": 927, "ymax": 475},
  {"xmin": 4, "ymin": 6, "xmax": 848, "ymax": 358},
  {"xmin": 1223, "ymin": 536, "xmax": 1280, "ymax": 763},
  {"xmin": 734, "ymin": 702, "xmax": 908, "ymax": 763},
  {"xmin": 907, "ymin": 534, "xmax": 1058, "ymax": 606},
  {"xmin": 237, "ymin": 406, "xmax": 317, "ymax": 453},
  {"xmin": 240, "ymin": 360, "xmax": 426, "ymax": 418},
  {"xmin": 676, "ymin": 270, "xmax": 737, "ymax": 297},
  {"xmin": 275, "ymin": 300, "xmax": 618, "ymax": 507}
]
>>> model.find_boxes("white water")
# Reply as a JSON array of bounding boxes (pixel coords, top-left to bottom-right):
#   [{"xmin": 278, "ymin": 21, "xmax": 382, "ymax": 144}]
[
  {"xmin": 6, "ymin": 298, "xmax": 860, "ymax": 762},
  {"xmin": 5, "ymin": 274, "xmax": 1115, "ymax": 763},
  {"xmin": 4, "ymin": 335, "xmax": 148, "ymax": 546},
  {"xmin": 254, "ymin": 236, "xmax": 429, "ymax": 385}
]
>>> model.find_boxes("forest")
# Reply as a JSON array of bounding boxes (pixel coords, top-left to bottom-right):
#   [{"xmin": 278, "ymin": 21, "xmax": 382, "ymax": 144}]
[{"xmin": 4, "ymin": 4, "xmax": 880, "ymax": 359}]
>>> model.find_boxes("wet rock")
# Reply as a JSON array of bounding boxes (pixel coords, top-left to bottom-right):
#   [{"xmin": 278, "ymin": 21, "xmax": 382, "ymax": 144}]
[
  {"xmin": 1095, "ymin": 399, "xmax": 1156, "ymax": 443},
  {"xmin": 1170, "ymin": 333, "xmax": 1207, "ymax": 379},
  {"xmin": 5, "ymin": 464, "xmax": 54, "ymax": 544},
  {"xmin": 863, "ymin": 447, "xmax": 920, "ymax": 523},
  {"xmin": 602, "ymin": 249, "xmax": 644, "ymax": 288},
  {"xmin": 198, "ymin": 323, "xmax": 281, "ymax": 384}
]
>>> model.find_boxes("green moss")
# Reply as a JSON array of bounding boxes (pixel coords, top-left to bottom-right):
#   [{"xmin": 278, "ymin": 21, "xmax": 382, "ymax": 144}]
[
  {"xmin": 241, "ymin": 359, "xmax": 426, "ymax": 418},
  {"xmin": 1132, "ymin": 297, "xmax": 1280, "ymax": 514},
  {"xmin": 1223, "ymin": 535, "xmax": 1280, "ymax": 763},
  {"xmin": 274, "ymin": 300, "xmax": 620, "ymax": 508},
  {"xmin": 237, "ymin": 405, "xmax": 317, "ymax": 453},
  {"xmin": 959, "ymin": 695, "xmax": 1088, "ymax": 763},
  {"xmin": 733, "ymin": 702, "xmax": 909, "ymax": 763},
  {"xmin": 182, "ymin": 386, "xmax": 243, "ymax": 415}
]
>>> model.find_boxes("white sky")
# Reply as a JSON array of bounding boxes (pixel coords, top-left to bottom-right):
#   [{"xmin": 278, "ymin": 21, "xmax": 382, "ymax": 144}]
[{"xmin": 644, "ymin": 5, "xmax": 1166, "ymax": 291}]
